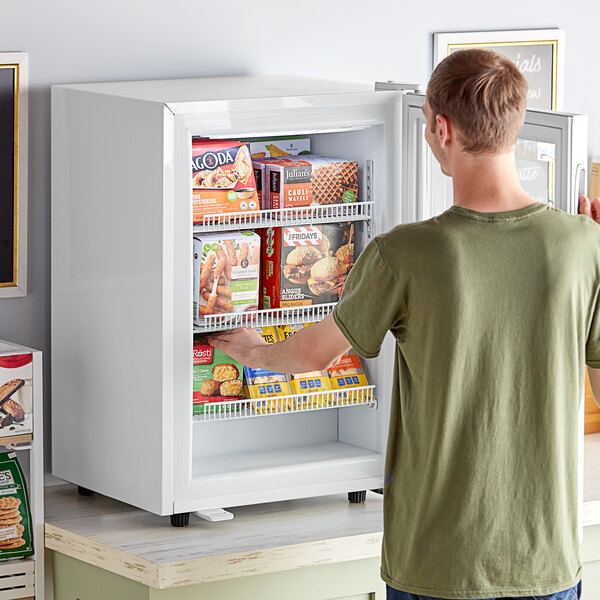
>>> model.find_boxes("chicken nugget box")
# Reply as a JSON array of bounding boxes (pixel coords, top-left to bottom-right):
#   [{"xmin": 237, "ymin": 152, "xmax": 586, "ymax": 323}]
[
  {"xmin": 263, "ymin": 222, "xmax": 356, "ymax": 308},
  {"xmin": 192, "ymin": 139, "xmax": 260, "ymax": 223},
  {"xmin": 193, "ymin": 231, "xmax": 260, "ymax": 324},
  {"xmin": 243, "ymin": 327, "xmax": 291, "ymax": 400},
  {"xmin": 193, "ymin": 336, "xmax": 244, "ymax": 415},
  {"xmin": 248, "ymin": 136, "xmax": 311, "ymax": 159},
  {"xmin": 0, "ymin": 342, "xmax": 38, "ymax": 439},
  {"xmin": 268, "ymin": 155, "xmax": 359, "ymax": 210},
  {"xmin": 278, "ymin": 324, "xmax": 331, "ymax": 396}
]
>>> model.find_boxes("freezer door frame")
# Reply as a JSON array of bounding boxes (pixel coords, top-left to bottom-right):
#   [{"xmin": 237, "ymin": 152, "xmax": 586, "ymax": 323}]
[{"xmin": 171, "ymin": 90, "xmax": 411, "ymax": 510}]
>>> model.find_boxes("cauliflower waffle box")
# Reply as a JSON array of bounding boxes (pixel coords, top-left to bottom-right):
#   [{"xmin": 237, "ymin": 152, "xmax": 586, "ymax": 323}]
[
  {"xmin": 263, "ymin": 222, "xmax": 356, "ymax": 308},
  {"xmin": 0, "ymin": 452, "xmax": 33, "ymax": 559},
  {"xmin": 193, "ymin": 231, "xmax": 260, "ymax": 325},
  {"xmin": 0, "ymin": 350, "xmax": 33, "ymax": 439},
  {"xmin": 252, "ymin": 158, "xmax": 294, "ymax": 210},
  {"xmin": 243, "ymin": 327, "xmax": 292, "ymax": 413},
  {"xmin": 278, "ymin": 324, "xmax": 331, "ymax": 407},
  {"xmin": 268, "ymin": 155, "xmax": 359, "ymax": 210},
  {"xmin": 192, "ymin": 139, "xmax": 260, "ymax": 223},
  {"xmin": 193, "ymin": 336, "xmax": 243, "ymax": 415}
]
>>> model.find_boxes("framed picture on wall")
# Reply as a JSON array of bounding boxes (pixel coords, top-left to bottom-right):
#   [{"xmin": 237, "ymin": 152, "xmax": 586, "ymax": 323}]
[
  {"xmin": 0, "ymin": 52, "xmax": 28, "ymax": 298},
  {"xmin": 433, "ymin": 29, "xmax": 564, "ymax": 110}
]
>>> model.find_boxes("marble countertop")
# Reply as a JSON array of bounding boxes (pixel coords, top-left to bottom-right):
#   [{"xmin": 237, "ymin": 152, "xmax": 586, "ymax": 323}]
[{"xmin": 44, "ymin": 485, "xmax": 384, "ymax": 589}]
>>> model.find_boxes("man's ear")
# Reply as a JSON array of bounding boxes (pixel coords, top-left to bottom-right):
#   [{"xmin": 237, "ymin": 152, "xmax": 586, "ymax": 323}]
[{"xmin": 436, "ymin": 114, "xmax": 452, "ymax": 148}]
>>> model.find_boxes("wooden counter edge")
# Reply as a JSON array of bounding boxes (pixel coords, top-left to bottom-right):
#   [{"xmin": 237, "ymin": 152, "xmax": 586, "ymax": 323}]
[
  {"xmin": 45, "ymin": 522, "xmax": 383, "ymax": 590},
  {"xmin": 45, "ymin": 523, "xmax": 160, "ymax": 588}
]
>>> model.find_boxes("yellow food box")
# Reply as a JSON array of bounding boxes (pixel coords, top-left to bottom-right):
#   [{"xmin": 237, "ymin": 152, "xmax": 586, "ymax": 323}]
[{"xmin": 278, "ymin": 323, "xmax": 332, "ymax": 407}]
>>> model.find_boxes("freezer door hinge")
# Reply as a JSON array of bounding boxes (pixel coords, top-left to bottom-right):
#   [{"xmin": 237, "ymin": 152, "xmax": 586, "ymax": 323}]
[{"xmin": 375, "ymin": 81, "xmax": 424, "ymax": 93}]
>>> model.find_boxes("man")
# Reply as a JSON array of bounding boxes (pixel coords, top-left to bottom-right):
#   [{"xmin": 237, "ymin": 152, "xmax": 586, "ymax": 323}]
[{"xmin": 209, "ymin": 49, "xmax": 600, "ymax": 600}]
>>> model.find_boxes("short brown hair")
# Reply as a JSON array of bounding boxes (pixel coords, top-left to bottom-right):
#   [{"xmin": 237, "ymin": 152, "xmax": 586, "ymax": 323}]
[{"xmin": 426, "ymin": 48, "xmax": 528, "ymax": 154}]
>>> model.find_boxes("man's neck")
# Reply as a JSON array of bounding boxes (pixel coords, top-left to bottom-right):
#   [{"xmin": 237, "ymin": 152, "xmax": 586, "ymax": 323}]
[{"xmin": 450, "ymin": 150, "xmax": 534, "ymax": 213}]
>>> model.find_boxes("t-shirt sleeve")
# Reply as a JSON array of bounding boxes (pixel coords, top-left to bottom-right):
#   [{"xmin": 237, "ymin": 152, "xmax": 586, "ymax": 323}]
[
  {"xmin": 586, "ymin": 287, "xmax": 600, "ymax": 368},
  {"xmin": 332, "ymin": 237, "xmax": 405, "ymax": 358}
]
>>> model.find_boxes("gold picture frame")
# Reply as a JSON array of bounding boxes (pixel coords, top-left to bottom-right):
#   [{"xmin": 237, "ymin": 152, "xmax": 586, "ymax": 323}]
[
  {"xmin": 433, "ymin": 29, "xmax": 564, "ymax": 110},
  {"xmin": 0, "ymin": 52, "xmax": 28, "ymax": 297}
]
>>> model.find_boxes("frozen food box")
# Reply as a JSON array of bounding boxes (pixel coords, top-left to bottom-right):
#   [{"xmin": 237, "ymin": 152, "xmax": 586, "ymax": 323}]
[
  {"xmin": 268, "ymin": 155, "xmax": 359, "ymax": 210},
  {"xmin": 193, "ymin": 336, "xmax": 243, "ymax": 415},
  {"xmin": 0, "ymin": 350, "xmax": 33, "ymax": 439},
  {"xmin": 252, "ymin": 158, "xmax": 295, "ymax": 210},
  {"xmin": 263, "ymin": 222, "xmax": 356, "ymax": 308},
  {"xmin": 244, "ymin": 327, "xmax": 292, "ymax": 410},
  {"xmin": 248, "ymin": 136, "xmax": 311, "ymax": 159},
  {"xmin": 193, "ymin": 231, "xmax": 260, "ymax": 325},
  {"xmin": 278, "ymin": 324, "xmax": 331, "ymax": 399},
  {"xmin": 327, "ymin": 352, "xmax": 369, "ymax": 390},
  {"xmin": 192, "ymin": 139, "xmax": 260, "ymax": 223}
]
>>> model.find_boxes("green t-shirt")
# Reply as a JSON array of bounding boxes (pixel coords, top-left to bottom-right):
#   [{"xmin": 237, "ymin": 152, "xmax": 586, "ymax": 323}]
[{"xmin": 333, "ymin": 203, "xmax": 600, "ymax": 598}]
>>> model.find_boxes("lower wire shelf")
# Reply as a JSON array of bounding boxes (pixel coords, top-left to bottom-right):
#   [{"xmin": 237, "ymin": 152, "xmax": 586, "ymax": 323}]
[{"xmin": 194, "ymin": 385, "xmax": 376, "ymax": 422}]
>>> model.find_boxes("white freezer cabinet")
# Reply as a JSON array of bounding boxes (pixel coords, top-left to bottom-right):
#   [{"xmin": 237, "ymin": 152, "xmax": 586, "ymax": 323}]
[{"xmin": 51, "ymin": 75, "xmax": 587, "ymax": 525}]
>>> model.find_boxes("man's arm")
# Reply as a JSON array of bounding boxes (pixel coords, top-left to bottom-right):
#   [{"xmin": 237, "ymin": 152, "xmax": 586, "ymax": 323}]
[{"xmin": 207, "ymin": 313, "xmax": 352, "ymax": 374}]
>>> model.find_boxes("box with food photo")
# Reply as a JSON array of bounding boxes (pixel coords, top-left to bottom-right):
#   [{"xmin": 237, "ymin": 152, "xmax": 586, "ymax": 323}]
[
  {"xmin": 0, "ymin": 351, "xmax": 34, "ymax": 439},
  {"xmin": 263, "ymin": 222, "xmax": 356, "ymax": 308}
]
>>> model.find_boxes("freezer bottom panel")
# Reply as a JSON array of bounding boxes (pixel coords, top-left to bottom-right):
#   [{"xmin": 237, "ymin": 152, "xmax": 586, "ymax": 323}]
[{"xmin": 174, "ymin": 442, "xmax": 384, "ymax": 513}]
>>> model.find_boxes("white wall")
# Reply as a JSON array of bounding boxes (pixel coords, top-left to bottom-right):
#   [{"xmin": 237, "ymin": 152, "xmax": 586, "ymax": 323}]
[{"xmin": 0, "ymin": 0, "xmax": 596, "ymax": 476}]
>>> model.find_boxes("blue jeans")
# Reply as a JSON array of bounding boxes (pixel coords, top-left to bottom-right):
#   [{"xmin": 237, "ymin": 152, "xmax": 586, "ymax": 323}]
[{"xmin": 386, "ymin": 580, "xmax": 582, "ymax": 600}]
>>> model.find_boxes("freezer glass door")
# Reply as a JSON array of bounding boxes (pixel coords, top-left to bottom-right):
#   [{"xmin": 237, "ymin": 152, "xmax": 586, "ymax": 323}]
[{"xmin": 402, "ymin": 93, "xmax": 588, "ymax": 222}]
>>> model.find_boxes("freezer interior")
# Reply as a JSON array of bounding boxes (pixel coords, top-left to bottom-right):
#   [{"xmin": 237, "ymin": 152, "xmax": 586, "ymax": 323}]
[{"xmin": 186, "ymin": 127, "xmax": 395, "ymax": 503}]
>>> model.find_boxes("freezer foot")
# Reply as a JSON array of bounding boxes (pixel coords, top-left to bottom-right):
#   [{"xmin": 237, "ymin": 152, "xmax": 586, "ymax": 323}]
[
  {"xmin": 195, "ymin": 508, "xmax": 234, "ymax": 522},
  {"xmin": 77, "ymin": 486, "xmax": 95, "ymax": 497},
  {"xmin": 170, "ymin": 512, "xmax": 190, "ymax": 527},
  {"xmin": 348, "ymin": 490, "xmax": 367, "ymax": 503},
  {"xmin": 371, "ymin": 488, "xmax": 383, "ymax": 495}
]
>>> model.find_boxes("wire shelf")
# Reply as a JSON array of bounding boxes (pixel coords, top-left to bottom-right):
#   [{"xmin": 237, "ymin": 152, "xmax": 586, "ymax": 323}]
[
  {"xmin": 194, "ymin": 303, "xmax": 336, "ymax": 333},
  {"xmin": 193, "ymin": 201, "xmax": 373, "ymax": 233},
  {"xmin": 194, "ymin": 385, "xmax": 376, "ymax": 422}
]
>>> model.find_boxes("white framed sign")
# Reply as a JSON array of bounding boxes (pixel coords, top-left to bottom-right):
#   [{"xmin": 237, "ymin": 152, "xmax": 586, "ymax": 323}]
[
  {"xmin": 433, "ymin": 29, "xmax": 565, "ymax": 111},
  {"xmin": 0, "ymin": 52, "xmax": 28, "ymax": 297}
]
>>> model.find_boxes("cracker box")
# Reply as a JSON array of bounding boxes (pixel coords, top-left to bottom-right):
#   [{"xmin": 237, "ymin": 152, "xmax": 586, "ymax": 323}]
[
  {"xmin": 263, "ymin": 222, "xmax": 356, "ymax": 308},
  {"xmin": 193, "ymin": 231, "xmax": 260, "ymax": 324},
  {"xmin": 278, "ymin": 324, "xmax": 331, "ymax": 398},
  {"xmin": 192, "ymin": 139, "xmax": 260, "ymax": 223},
  {"xmin": 243, "ymin": 327, "xmax": 292, "ymax": 410},
  {"xmin": 248, "ymin": 136, "xmax": 311, "ymax": 159},
  {"xmin": 268, "ymin": 155, "xmax": 359, "ymax": 210},
  {"xmin": 0, "ymin": 346, "xmax": 36, "ymax": 439},
  {"xmin": 0, "ymin": 453, "xmax": 34, "ymax": 559},
  {"xmin": 193, "ymin": 336, "xmax": 243, "ymax": 415}
]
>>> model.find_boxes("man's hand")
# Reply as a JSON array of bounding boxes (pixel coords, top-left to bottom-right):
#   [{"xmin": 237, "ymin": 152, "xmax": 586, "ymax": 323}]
[
  {"xmin": 207, "ymin": 327, "xmax": 268, "ymax": 368},
  {"xmin": 579, "ymin": 194, "xmax": 600, "ymax": 224},
  {"xmin": 207, "ymin": 314, "xmax": 352, "ymax": 375}
]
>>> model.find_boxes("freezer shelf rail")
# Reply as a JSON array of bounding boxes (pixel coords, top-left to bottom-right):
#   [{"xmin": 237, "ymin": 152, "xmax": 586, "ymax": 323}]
[
  {"xmin": 194, "ymin": 385, "xmax": 376, "ymax": 422},
  {"xmin": 194, "ymin": 303, "xmax": 337, "ymax": 333},
  {"xmin": 192, "ymin": 201, "xmax": 373, "ymax": 233}
]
